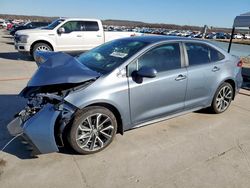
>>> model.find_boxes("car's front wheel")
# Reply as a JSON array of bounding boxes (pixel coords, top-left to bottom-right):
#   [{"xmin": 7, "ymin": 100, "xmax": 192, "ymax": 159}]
[
  {"xmin": 211, "ymin": 82, "xmax": 234, "ymax": 114},
  {"xmin": 32, "ymin": 42, "xmax": 52, "ymax": 59},
  {"xmin": 68, "ymin": 106, "xmax": 117, "ymax": 154}
]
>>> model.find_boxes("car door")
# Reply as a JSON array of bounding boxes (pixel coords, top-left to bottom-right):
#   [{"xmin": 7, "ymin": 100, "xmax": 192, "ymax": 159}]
[
  {"xmin": 128, "ymin": 42, "xmax": 187, "ymax": 125},
  {"xmin": 81, "ymin": 21, "xmax": 104, "ymax": 50},
  {"xmin": 56, "ymin": 20, "xmax": 86, "ymax": 51},
  {"xmin": 184, "ymin": 42, "xmax": 225, "ymax": 109}
]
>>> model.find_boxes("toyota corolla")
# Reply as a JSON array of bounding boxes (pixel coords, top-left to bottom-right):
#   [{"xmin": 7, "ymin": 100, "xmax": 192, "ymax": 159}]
[{"xmin": 7, "ymin": 36, "xmax": 243, "ymax": 155}]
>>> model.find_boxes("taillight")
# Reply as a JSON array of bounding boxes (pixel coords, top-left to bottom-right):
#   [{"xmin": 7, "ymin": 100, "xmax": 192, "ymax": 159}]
[{"xmin": 237, "ymin": 60, "xmax": 243, "ymax": 67}]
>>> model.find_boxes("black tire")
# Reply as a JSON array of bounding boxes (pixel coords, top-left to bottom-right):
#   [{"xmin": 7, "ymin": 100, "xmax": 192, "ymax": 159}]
[
  {"xmin": 211, "ymin": 82, "xmax": 234, "ymax": 114},
  {"xmin": 68, "ymin": 106, "xmax": 117, "ymax": 154},
  {"xmin": 32, "ymin": 42, "xmax": 52, "ymax": 59}
]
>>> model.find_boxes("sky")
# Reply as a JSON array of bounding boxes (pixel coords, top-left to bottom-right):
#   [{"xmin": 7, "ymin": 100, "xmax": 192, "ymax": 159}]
[{"xmin": 0, "ymin": 0, "xmax": 249, "ymax": 28}]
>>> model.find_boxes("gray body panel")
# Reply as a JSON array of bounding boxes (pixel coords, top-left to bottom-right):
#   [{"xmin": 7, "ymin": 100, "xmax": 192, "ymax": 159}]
[
  {"xmin": 24, "ymin": 104, "xmax": 60, "ymax": 153},
  {"xmin": 65, "ymin": 71, "xmax": 132, "ymax": 130},
  {"xmin": 128, "ymin": 68, "xmax": 187, "ymax": 125}
]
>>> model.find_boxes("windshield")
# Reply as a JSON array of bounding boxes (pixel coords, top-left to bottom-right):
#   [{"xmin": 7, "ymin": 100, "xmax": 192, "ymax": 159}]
[
  {"xmin": 43, "ymin": 19, "xmax": 65, "ymax": 30},
  {"xmin": 77, "ymin": 39, "xmax": 149, "ymax": 74}
]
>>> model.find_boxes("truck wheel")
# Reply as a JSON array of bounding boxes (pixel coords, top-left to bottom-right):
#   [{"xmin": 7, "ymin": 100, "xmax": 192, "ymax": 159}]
[
  {"xmin": 32, "ymin": 42, "xmax": 52, "ymax": 59},
  {"xmin": 210, "ymin": 82, "xmax": 234, "ymax": 114},
  {"xmin": 68, "ymin": 106, "xmax": 117, "ymax": 154}
]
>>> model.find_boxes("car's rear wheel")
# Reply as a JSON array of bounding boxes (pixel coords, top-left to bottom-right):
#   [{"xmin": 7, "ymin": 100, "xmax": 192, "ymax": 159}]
[
  {"xmin": 211, "ymin": 82, "xmax": 234, "ymax": 114},
  {"xmin": 32, "ymin": 42, "xmax": 52, "ymax": 59},
  {"xmin": 68, "ymin": 106, "xmax": 117, "ymax": 154}
]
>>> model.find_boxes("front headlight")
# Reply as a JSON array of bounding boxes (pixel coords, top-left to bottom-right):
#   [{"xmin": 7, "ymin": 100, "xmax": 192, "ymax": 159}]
[{"xmin": 19, "ymin": 35, "xmax": 29, "ymax": 43}]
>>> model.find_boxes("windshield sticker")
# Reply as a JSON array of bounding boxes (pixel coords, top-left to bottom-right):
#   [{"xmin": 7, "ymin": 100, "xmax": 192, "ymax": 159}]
[{"xmin": 110, "ymin": 51, "xmax": 128, "ymax": 58}]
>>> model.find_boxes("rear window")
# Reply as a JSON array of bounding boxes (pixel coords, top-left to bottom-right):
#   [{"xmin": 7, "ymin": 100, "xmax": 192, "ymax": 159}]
[
  {"xmin": 210, "ymin": 47, "xmax": 225, "ymax": 62},
  {"xmin": 185, "ymin": 43, "xmax": 225, "ymax": 66},
  {"xmin": 84, "ymin": 21, "xmax": 99, "ymax": 31}
]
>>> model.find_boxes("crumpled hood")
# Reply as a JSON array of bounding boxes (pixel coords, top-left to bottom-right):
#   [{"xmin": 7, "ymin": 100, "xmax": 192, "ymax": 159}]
[{"xmin": 28, "ymin": 52, "xmax": 100, "ymax": 87}]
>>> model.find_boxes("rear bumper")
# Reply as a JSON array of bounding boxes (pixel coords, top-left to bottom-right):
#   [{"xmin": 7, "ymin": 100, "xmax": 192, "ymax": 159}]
[{"xmin": 7, "ymin": 104, "xmax": 60, "ymax": 155}]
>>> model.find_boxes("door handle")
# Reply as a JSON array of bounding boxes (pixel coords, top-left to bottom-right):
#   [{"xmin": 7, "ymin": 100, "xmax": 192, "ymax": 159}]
[
  {"xmin": 76, "ymin": 35, "xmax": 82, "ymax": 37},
  {"xmin": 212, "ymin": 66, "xmax": 220, "ymax": 72},
  {"xmin": 175, "ymin": 74, "xmax": 187, "ymax": 81}
]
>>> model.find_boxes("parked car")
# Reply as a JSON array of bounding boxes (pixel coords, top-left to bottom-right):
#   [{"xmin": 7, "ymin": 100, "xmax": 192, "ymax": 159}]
[
  {"xmin": 233, "ymin": 33, "xmax": 243, "ymax": 39},
  {"xmin": 10, "ymin": 21, "xmax": 50, "ymax": 35},
  {"xmin": 0, "ymin": 21, "xmax": 7, "ymax": 28},
  {"xmin": 7, "ymin": 36, "xmax": 243, "ymax": 155},
  {"xmin": 205, "ymin": 33, "xmax": 216, "ymax": 39},
  {"xmin": 14, "ymin": 18, "xmax": 142, "ymax": 59},
  {"xmin": 6, "ymin": 22, "xmax": 14, "ymax": 30},
  {"xmin": 244, "ymin": 34, "xmax": 250, "ymax": 39},
  {"xmin": 215, "ymin": 32, "xmax": 227, "ymax": 39}
]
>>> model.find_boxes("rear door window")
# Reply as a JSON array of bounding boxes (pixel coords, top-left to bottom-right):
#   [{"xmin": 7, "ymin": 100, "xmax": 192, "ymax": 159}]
[
  {"xmin": 185, "ymin": 43, "xmax": 225, "ymax": 66},
  {"xmin": 209, "ymin": 47, "xmax": 225, "ymax": 62},
  {"xmin": 84, "ymin": 21, "xmax": 99, "ymax": 31}
]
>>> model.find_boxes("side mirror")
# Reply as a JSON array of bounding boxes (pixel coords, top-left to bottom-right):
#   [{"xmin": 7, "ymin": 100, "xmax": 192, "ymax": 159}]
[
  {"xmin": 57, "ymin": 27, "xmax": 65, "ymax": 34},
  {"xmin": 136, "ymin": 66, "xmax": 157, "ymax": 78}
]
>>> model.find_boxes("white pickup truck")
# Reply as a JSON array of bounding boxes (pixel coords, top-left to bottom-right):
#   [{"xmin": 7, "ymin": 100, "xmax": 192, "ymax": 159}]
[{"xmin": 14, "ymin": 18, "xmax": 141, "ymax": 58}]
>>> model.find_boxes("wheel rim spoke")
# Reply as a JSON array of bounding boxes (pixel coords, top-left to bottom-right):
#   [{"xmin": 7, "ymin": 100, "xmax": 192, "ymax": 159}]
[
  {"xmin": 86, "ymin": 116, "xmax": 92, "ymax": 126},
  {"xmin": 78, "ymin": 125, "xmax": 92, "ymax": 132},
  {"xmin": 80, "ymin": 136, "xmax": 92, "ymax": 148},
  {"xmin": 90, "ymin": 135, "xmax": 97, "ymax": 150},
  {"xmin": 100, "ymin": 131, "xmax": 112, "ymax": 139},
  {"xmin": 96, "ymin": 136, "xmax": 104, "ymax": 148},
  {"xmin": 77, "ymin": 134, "xmax": 90, "ymax": 140},
  {"xmin": 224, "ymin": 100, "xmax": 229, "ymax": 107},
  {"xmin": 100, "ymin": 125, "xmax": 114, "ymax": 132},
  {"xmin": 98, "ymin": 117, "xmax": 110, "ymax": 128},
  {"xmin": 96, "ymin": 114, "xmax": 102, "ymax": 126}
]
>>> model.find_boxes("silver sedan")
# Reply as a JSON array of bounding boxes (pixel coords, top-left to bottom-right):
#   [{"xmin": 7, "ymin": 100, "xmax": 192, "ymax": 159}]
[{"xmin": 7, "ymin": 36, "xmax": 243, "ymax": 155}]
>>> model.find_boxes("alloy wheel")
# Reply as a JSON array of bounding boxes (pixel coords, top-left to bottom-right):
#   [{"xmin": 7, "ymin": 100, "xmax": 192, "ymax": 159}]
[
  {"xmin": 75, "ymin": 113, "xmax": 115, "ymax": 152},
  {"xmin": 36, "ymin": 45, "xmax": 51, "ymax": 51},
  {"xmin": 215, "ymin": 85, "xmax": 233, "ymax": 112}
]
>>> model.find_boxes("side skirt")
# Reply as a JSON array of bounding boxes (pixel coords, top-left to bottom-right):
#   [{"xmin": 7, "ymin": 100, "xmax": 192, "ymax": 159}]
[{"xmin": 129, "ymin": 107, "xmax": 205, "ymax": 131}]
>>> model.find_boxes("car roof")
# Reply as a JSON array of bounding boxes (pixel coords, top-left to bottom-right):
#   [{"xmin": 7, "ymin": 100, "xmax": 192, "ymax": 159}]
[
  {"xmin": 117, "ymin": 35, "xmax": 226, "ymax": 54},
  {"xmin": 120, "ymin": 35, "xmax": 204, "ymax": 44},
  {"xmin": 59, "ymin": 18, "xmax": 100, "ymax": 22}
]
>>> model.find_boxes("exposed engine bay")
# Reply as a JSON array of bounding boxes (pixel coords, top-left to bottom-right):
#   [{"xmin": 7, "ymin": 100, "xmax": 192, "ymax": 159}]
[{"xmin": 20, "ymin": 80, "xmax": 95, "ymax": 146}]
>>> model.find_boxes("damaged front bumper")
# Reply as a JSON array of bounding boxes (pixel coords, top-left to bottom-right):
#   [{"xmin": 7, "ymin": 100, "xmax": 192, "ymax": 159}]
[{"xmin": 7, "ymin": 104, "xmax": 61, "ymax": 155}]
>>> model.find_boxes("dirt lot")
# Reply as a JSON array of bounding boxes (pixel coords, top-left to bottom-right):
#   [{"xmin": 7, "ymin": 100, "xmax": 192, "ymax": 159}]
[
  {"xmin": 215, "ymin": 38, "xmax": 250, "ymax": 46},
  {"xmin": 0, "ymin": 29, "xmax": 250, "ymax": 188}
]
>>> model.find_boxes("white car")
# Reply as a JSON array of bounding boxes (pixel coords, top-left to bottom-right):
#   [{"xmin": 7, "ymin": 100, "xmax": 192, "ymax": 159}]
[
  {"xmin": 14, "ymin": 18, "xmax": 142, "ymax": 58},
  {"xmin": 234, "ymin": 33, "xmax": 243, "ymax": 39},
  {"xmin": 0, "ymin": 21, "xmax": 7, "ymax": 28},
  {"xmin": 244, "ymin": 34, "xmax": 250, "ymax": 39}
]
